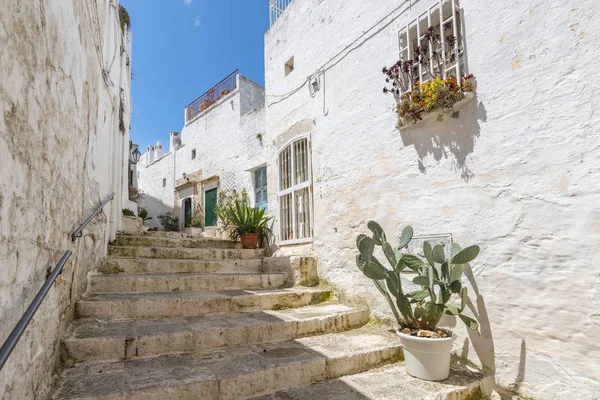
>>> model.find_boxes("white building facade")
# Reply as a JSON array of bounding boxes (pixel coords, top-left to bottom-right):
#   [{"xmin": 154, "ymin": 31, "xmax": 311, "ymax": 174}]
[
  {"xmin": 264, "ymin": 0, "xmax": 600, "ymax": 399},
  {"xmin": 137, "ymin": 72, "xmax": 267, "ymax": 231}
]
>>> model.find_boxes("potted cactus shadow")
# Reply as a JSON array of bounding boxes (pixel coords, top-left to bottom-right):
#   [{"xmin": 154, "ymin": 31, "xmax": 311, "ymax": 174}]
[{"xmin": 356, "ymin": 221, "xmax": 480, "ymax": 381}]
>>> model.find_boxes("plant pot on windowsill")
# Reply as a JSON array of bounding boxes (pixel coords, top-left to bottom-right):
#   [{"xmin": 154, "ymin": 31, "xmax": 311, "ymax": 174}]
[
  {"xmin": 240, "ymin": 233, "xmax": 259, "ymax": 249},
  {"xmin": 397, "ymin": 91, "xmax": 475, "ymax": 131}
]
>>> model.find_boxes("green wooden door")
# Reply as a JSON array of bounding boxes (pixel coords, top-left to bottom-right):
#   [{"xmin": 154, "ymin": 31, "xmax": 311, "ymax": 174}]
[{"xmin": 204, "ymin": 188, "xmax": 218, "ymax": 227}]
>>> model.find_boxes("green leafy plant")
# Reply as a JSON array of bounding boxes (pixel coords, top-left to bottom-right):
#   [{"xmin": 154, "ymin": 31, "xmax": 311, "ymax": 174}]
[
  {"xmin": 118, "ymin": 5, "xmax": 131, "ymax": 32},
  {"xmin": 215, "ymin": 188, "xmax": 249, "ymax": 226},
  {"xmin": 122, "ymin": 208, "xmax": 135, "ymax": 216},
  {"xmin": 356, "ymin": 221, "xmax": 479, "ymax": 334},
  {"xmin": 138, "ymin": 207, "xmax": 152, "ymax": 223},
  {"xmin": 382, "ymin": 21, "xmax": 475, "ymax": 126},
  {"xmin": 219, "ymin": 199, "xmax": 273, "ymax": 243},
  {"xmin": 157, "ymin": 212, "xmax": 179, "ymax": 232}
]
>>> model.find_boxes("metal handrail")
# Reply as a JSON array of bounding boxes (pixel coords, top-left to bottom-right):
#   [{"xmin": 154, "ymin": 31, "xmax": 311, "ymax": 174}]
[
  {"xmin": 71, "ymin": 193, "xmax": 115, "ymax": 241},
  {"xmin": 0, "ymin": 192, "xmax": 115, "ymax": 371},
  {"xmin": 0, "ymin": 250, "xmax": 72, "ymax": 370}
]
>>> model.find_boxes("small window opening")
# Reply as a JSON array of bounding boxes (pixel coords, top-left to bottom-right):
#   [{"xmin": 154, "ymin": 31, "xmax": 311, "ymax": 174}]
[
  {"xmin": 192, "ymin": 149, "xmax": 196, "ymax": 159},
  {"xmin": 162, "ymin": 178, "xmax": 166, "ymax": 187},
  {"xmin": 284, "ymin": 56, "xmax": 295, "ymax": 76}
]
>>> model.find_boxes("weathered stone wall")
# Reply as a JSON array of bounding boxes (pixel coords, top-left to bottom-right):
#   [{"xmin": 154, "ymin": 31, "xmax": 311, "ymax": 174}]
[
  {"xmin": 137, "ymin": 75, "xmax": 268, "ymax": 229},
  {"xmin": 0, "ymin": 0, "xmax": 132, "ymax": 398},
  {"xmin": 265, "ymin": 0, "xmax": 600, "ymax": 398}
]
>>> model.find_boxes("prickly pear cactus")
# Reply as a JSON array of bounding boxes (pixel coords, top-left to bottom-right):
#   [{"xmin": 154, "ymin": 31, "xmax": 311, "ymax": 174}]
[{"xmin": 355, "ymin": 220, "xmax": 480, "ymax": 331}]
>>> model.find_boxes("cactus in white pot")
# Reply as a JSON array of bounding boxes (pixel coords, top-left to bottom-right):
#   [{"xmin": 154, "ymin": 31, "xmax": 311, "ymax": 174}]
[{"xmin": 356, "ymin": 221, "xmax": 480, "ymax": 380}]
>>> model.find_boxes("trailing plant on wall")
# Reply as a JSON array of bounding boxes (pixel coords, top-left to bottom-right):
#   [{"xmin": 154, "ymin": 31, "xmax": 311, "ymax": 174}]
[
  {"xmin": 122, "ymin": 208, "xmax": 135, "ymax": 216},
  {"xmin": 383, "ymin": 22, "xmax": 474, "ymax": 127},
  {"xmin": 119, "ymin": 89, "xmax": 126, "ymax": 134},
  {"xmin": 118, "ymin": 5, "xmax": 131, "ymax": 32}
]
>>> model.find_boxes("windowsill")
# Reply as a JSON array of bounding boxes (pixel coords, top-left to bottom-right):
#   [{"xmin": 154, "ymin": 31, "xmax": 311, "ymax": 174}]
[
  {"xmin": 397, "ymin": 92, "xmax": 475, "ymax": 131},
  {"xmin": 278, "ymin": 238, "xmax": 313, "ymax": 246}
]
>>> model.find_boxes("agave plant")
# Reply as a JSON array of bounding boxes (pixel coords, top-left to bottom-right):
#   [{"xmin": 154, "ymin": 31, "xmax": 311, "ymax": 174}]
[
  {"xmin": 356, "ymin": 221, "xmax": 479, "ymax": 332},
  {"xmin": 219, "ymin": 199, "xmax": 273, "ymax": 243}
]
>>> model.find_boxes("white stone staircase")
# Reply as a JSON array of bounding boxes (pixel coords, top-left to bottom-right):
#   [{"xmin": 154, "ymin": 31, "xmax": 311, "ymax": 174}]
[{"xmin": 51, "ymin": 232, "xmax": 483, "ymax": 399}]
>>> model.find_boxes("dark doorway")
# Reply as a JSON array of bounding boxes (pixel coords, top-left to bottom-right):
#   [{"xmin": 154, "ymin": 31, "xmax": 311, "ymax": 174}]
[{"xmin": 184, "ymin": 197, "xmax": 192, "ymax": 227}]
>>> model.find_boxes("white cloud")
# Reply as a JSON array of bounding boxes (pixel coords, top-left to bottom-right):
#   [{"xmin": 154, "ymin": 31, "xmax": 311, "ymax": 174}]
[
  {"xmin": 183, "ymin": 0, "xmax": 192, "ymax": 6},
  {"xmin": 194, "ymin": 16, "xmax": 201, "ymax": 27}
]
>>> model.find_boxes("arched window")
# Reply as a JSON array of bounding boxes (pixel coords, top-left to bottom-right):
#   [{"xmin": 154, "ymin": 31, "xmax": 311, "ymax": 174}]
[{"xmin": 277, "ymin": 136, "xmax": 313, "ymax": 244}]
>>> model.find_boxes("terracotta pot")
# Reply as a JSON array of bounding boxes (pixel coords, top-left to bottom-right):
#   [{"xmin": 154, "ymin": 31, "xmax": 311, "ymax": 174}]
[{"xmin": 240, "ymin": 233, "xmax": 259, "ymax": 249}]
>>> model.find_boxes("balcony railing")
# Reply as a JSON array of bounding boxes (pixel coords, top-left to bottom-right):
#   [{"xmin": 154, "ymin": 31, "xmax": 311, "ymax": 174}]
[
  {"xmin": 270, "ymin": 0, "xmax": 293, "ymax": 26},
  {"xmin": 185, "ymin": 69, "xmax": 239, "ymax": 123}
]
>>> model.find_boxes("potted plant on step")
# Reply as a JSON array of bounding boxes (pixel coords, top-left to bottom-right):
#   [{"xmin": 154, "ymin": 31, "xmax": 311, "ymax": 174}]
[
  {"xmin": 219, "ymin": 199, "xmax": 272, "ymax": 249},
  {"xmin": 355, "ymin": 221, "xmax": 480, "ymax": 381}
]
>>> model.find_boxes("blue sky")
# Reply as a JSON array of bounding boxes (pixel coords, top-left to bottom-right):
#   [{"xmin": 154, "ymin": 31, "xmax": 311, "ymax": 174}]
[{"xmin": 121, "ymin": 0, "xmax": 270, "ymax": 151}]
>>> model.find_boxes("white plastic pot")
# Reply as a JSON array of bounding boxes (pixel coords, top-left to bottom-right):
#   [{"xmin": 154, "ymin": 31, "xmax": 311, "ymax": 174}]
[{"xmin": 396, "ymin": 329, "xmax": 456, "ymax": 381}]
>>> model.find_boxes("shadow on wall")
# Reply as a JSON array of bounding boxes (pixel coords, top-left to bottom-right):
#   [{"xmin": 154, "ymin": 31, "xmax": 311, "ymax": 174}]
[
  {"xmin": 456, "ymin": 262, "xmax": 528, "ymax": 398},
  {"xmin": 138, "ymin": 194, "xmax": 173, "ymax": 230},
  {"xmin": 399, "ymin": 94, "xmax": 487, "ymax": 182}
]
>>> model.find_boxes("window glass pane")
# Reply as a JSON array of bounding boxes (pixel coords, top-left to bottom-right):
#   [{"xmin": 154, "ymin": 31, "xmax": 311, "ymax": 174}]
[
  {"xmin": 279, "ymin": 147, "xmax": 291, "ymax": 190},
  {"xmin": 294, "ymin": 187, "xmax": 311, "ymax": 239},
  {"xmin": 279, "ymin": 193, "xmax": 293, "ymax": 241},
  {"xmin": 293, "ymin": 138, "xmax": 308, "ymax": 185}
]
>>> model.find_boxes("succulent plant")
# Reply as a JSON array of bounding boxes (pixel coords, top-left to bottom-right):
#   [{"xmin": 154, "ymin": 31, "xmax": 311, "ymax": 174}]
[{"xmin": 356, "ymin": 221, "xmax": 479, "ymax": 332}]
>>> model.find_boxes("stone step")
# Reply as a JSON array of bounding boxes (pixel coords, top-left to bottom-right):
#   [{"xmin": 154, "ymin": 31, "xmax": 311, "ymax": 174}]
[
  {"xmin": 63, "ymin": 303, "xmax": 369, "ymax": 364},
  {"xmin": 107, "ymin": 245, "xmax": 267, "ymax": 260},
  {"xmin": 101, "ymin": 257, "xmax": 289, "ymax": 275},
  {"xmin": 51, "ymin": 325, "xmax": 403, "ymax": 400},
  {"xmin": 88, "ymin": 272, "xmax": 288, "ymax": 294},
  {"xmin": 250, "ymin": 363, "xmax": 485, "ymax": 400},
  {"xmin": 76, "ymin": 288, "xmax": 332, "ymax": 320},
  {"xmin": 111, "ymin": 234, "xmax": 242, "ymax": 249}
]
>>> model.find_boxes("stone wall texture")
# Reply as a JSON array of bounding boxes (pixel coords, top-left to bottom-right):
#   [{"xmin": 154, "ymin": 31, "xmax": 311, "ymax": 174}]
[
  {"xmin": 265, "ymin": 0, "xmax": 600, "ymax": 399},
  {"xmin": 0, "ymin": 0, "xmax": 132, "ymax": 398}
]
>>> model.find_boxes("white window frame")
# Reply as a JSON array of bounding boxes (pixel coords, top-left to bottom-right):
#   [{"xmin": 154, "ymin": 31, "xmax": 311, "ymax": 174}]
[
  {"xmin": 277, "ymin": 135, "xmax": 313, "ymax": 245},
  {"xmin": 398, "ymin": 0, "xmax": 464, "ymax": 94},
  {"xmin": 252, "ymin": 165, "xmax": 268, "ymax": 211}
]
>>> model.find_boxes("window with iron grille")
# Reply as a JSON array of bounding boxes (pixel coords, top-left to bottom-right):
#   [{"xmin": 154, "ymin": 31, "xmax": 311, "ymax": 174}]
[
  {"xmin": 398, "ymin": 0, "xmax": 465, "ymax": 91},
  {"xmin": 278, "ymin": 137, "xmax": 312, "ymax": 244}
]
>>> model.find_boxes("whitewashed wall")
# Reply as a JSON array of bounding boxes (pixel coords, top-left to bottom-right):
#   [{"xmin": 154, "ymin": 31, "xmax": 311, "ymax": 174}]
[
  {"xmin": 137, "ymin": 152, "xmax": 175, "ymax": 229},
  {"xmin": 138, "ymin": 75, "xmax": 267, "ymax": 228},
  {"xmin": 265, "ymin": 0, "xmax": 600, "ymax": 398},
  {"xmin": 0, "ymin": 0, "xmax": 132, "ymax": 398}
]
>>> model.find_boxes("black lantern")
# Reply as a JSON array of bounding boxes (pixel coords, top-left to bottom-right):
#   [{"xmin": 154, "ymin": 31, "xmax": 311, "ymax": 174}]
[{"xmin": 129, "ymin": 143, "xmax": 141, "ymax": 164}]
